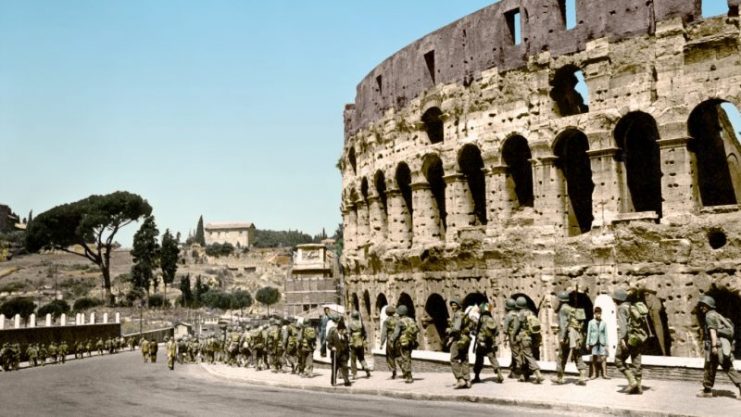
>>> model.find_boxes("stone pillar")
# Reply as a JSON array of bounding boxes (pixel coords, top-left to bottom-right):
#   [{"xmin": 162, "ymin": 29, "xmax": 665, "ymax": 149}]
[
  {"xmin": 443, "ymin": 173, "xmax": 471, "ymax": 242},
  {"xmin": 29, "ymin": 313, "xmax": 36, "ymax": 328},
  {"xmin": 355, "ymin": 200, "xmax": 371, "ymax": 249},
  {"xmin": 45, "ymin": 313, "xmax": 52, "ymax": 327},
  {"xmin": 14, "ymin": 314, "xmax": 21, "ymax": 328},
  {"xmin": 61, "ymin": 314, "xmax": 67, "ymax": 326},
  {"xmin": 485, "ymin": 165, "xmax": 510, "ymax": 234},
  {"xmin": 90, "ymin": 312, "xmax": 95, "ymax": 324},
  {"xmin": 533, "ymin": 156, "xmax": 564, "ymax": 231},
  {"xmin": 0, "ymin": 314, "xmax": 4, "ymax": 329},
  {"xmin": 115, "ymin": 312, "xmax": 120, "ymax": 324},
  {"xmin": 386, "ymin": 188, "xmax": 412, "ymax": 249},
  {"xmin": 658, "ymin": 136, "xmax": 698, "ymax": 219},
  {"xmin": 587, "ymin": 146, "xmax": 622, "ymax": 227},
  {"xmin": 103, "ymin": 313, "xmax": 109, "ymax": 324},
  {"xmin": 411, "ymin": 181, "xmax": 441, "ymax": 244},
  {"xmin": 342, "ymin": 207, "xmax": 357, "ymax": 255},
  {"xmin": 367, "ymin": 195, "xmax": 387, "ymax": 244}
]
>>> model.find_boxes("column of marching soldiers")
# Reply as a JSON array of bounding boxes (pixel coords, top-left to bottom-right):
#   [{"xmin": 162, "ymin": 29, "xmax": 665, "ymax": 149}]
[{"xmin": 0, "ymin": 336, "xmax": 133, "ymax": 371}]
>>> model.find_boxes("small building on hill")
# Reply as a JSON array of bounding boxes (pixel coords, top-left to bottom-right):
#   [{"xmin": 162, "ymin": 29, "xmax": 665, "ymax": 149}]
[
  {"xmin": 204, "ymin": 222, "xmax": 255, "ymax": 248},
  {"xmin": 284, "ymin": 243, "xmax": 340, "ymax": 316}
]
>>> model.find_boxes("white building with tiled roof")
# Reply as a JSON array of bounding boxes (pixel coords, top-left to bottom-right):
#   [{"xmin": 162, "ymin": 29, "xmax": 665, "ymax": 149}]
[{"xmin": 204, "ymin": 222, "xmax": 255, "ymax": 248}]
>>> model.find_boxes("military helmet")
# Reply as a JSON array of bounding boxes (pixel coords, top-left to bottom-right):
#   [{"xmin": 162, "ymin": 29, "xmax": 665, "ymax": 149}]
[
  {"xmin": 351, "ymin": 310, "xmax": 360, "ymax": 319},
  {"xmin": 385, "ymin": 305, "xmax": 396, "ymax": 315},
  {"xmin": 505, "ymin": 298, "xmax": 516, "ymax": 311},
  {"xmin": 697, "ymin": 295, "xmax": 716, "ymax": 310},
  {"xmin": 557, "ymin": 291, "xmax": 570, "ymax": 302},
  {"xmin": 515, "ymin": 297, "xmax": 528, "ymax": 309},
  {"xmin": 479, "ymin": 303, "xmax": 491, "ymax": 314},
  {"xmin": 612, "ymin": 289, "xmax": 628, "ymax": 302},
  {"xmin": 449, "ymin": 298, "xmax": 461, "ymax": 307},
  {"xmin": 397, "ymin": 305, "xmax": 408, "ymax": 317}
]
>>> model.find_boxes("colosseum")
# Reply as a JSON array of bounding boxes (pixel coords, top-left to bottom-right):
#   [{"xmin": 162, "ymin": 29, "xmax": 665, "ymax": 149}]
[{"xmin": 340, "ymin": 0, "xmax": 741, "ymax": 361}]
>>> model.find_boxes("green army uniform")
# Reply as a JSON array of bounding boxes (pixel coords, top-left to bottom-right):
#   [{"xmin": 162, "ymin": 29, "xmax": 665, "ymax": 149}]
[
  {"xmin": 327, "ymin": 319, "xmax": 352, "ymax": 386},
  {"xmin": 75, "ymin": 341, "xmax": 84, "ymax": 359},
  {"xmin": 141, "ymin": 338, "xmax": 150, "ymax": 363},
  {"xmin": 267, "ymin": 321, "xmax": 284, "ymax": 372},
  {"xmin": 553, "ymin": 292, "xmax": 588, "ymax": 385},
  {"xmin": 149, "ymin": 339, "xmax": 158, "ymax": 362},
  {"xmin": 299, "ymin": 324, "xmax": 316, "ymax": 377},
  {"xmin": 177, "ymin": 338, "xmax": 188, "ymax": 364},
  {"xmin": 9, "ymin": 344, "xmax": 20, "ymax": 370},
  {"xmin": 348, "ymin": 311, "xmax": 371, "ymax": 379},
  {"xmin": 513, "ymin": 297, "xmax": 544, "ymax": 383},
  {"xmin": 38, "ymin": 344, "xmax": 48, "ymax": 366},
  {"xmin": 473, "ymin": 303, "xmax": 504, "ymax": 383},
  {"xmin": 613, "ymin": 289, "xmax": 643, "ymax": 394},
  {"xmin": 696, "ymin": 296, "xmax": 741, "ymax": 399},
  {"xmin": 379, "ymin": 306, "xmax": 400, "ymax": 379},
  {"xmin": 165, "ymin": 337, "xmax": 177, "ymax": 370},
  {"xmin": 26, "ymin": 344, "xmax": 38, "ymax": 367},
  {"xmin": 59, "ymin": 341, "xmax": 69, "ymax": 363},
  {"xmin": 48, "ymin": 342, "xmax": 58, "ymax": 364},
  {"xmin": 251, "ymin": 326, "xmax": 266, "ymax": 370},
  {"xmin": 239, "ymin": 331, "xmax": 252, "ymax": 367},
  {"xmin": 189, "ymin": 338, "xmax": 200, "ymax": 363},
  {"xmin": 227, "ymin": 330, "xmax": 241, "ymax": 366},
  {"xmin": 447, "ymin": 299, "xmax": 472, "ymax": 389},
  {"xmin": 204, "ymin": 336, "xmax": 215, "ymax": 364},
  {"xmin": 86, "ymin": 340, "xmax": 93, "ymax": 357},
  {"xmin": 96, "ymin": 338, "xmax": 104, "ymax": 355},
  {"xmin": 391, "ymin": 305, "xmax": 418, "ymax": 384},
  {"xmin": 503, "ymin": 299, "xmax": 520, "ymax": 378},
  {"xmin": 285, "ymin": 322, "xmax": 300, "ymax": 373}
]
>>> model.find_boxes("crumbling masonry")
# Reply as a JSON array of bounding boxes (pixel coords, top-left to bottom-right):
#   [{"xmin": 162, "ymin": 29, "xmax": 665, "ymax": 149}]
[{"xmin": 340, "ymin": 0, "xmax": 741, "ymax": 360}]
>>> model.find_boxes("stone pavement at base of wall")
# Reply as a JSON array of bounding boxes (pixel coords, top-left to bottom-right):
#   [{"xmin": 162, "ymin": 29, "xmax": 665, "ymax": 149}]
[{"xmin": 199, "ymin": 357, "xmax": 740, "ymax": 417}]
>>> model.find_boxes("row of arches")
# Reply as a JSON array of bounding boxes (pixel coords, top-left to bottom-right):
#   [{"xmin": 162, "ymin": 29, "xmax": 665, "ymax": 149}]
[{"xmin": 344, "ymin": 99, "xmax": 741, "ymax": 242}]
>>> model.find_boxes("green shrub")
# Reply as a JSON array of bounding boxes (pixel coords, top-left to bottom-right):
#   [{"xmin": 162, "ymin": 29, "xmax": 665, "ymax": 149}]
[
  {"xmin": 148, "ymin": 294, "xmax": 165, "ymax": 308},
  {"xmin": 205, "ymin": 242, "xmax": 235, "ymax": 257},
  {"xmin": 0, "ymin": 297, "xmax": 36, "ymax": 319},
  {"xmin": 37, "ymin": 300, "xmax": 71, "ymax": 319},
  {"xmin": 73, "ymin": 297, "xmax": 103, "ymax": 312}
]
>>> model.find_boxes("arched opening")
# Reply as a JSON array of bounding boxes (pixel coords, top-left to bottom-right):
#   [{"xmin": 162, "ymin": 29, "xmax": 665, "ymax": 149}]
[
  {"xmin": 554, "ymin": 129, "xmax": 594, "ymax": 235},
  {"xmin": 360, "ymin": 178, "xmax": 369, "ymax": 202},
  {"xmin": 568, "ymin": 291, "xmax": 594, "ymax": 335},
  {"xmin": 423, "ymin": 293, "xmax": 449, "ymax": 352},
  {"xmin": 348, "ymin": 147, "xmax": 357, "ymax": 174},
  {"xmin": 628, "ymin": 290, "xmax": 671, "ymax": 356},
  {"xmin": 351, "ymin": 293, "xmax": 360, "ymax": 314},
  {"xmin": 462, "ymin": 292, "xmax": 488, "ymax": 309},
  {"xmin": 422, "ymin": 107, "xmax": 444, "ymax": 144},
  {"xmin": 397, "ymin": 292, "xmax": 416, "ymax": 319},
  {"xmin": 458, "ymin": 144, "xmax": 487, "ymax": 225},
  {"xmin": 423, "ymin": 154, "xmax": 447, "ymax": 232},
  {"xmin": 688, "ymin": 100, "xmax": 741, "ymax": 206},
  {"xmin": 396, "ymin": 162, "xmax": 413, "ymax": 230},
  {"xmin": 374, "ymin": 170, "xmax": 388, "ymax": 217},
  {"xmin": 550, "ymin": 65, "xmax": 589, "ymax": 117},
  {"xmin": 502, "ymin": 135, "xmax": 534, "ymax": 208},
  {"xmin": 363, "ymin": 290, "xmax": 372, "ymax": 318},
  {"xmin": 702, "ymin": 287, "xmax": 741, "ymax": 359},
  {"xmin": 375, "ymin": 293, "xmax": 388, "ymax": 316},
  {"xmin": 614, "ymin": 112, "xmax": 663, "ymax": 217}
]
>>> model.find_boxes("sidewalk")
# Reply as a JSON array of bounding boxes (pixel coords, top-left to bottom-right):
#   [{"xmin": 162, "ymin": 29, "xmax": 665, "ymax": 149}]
[{"xmin": 198, "ymin": 355, "xmax": 740, "ymax": 417}]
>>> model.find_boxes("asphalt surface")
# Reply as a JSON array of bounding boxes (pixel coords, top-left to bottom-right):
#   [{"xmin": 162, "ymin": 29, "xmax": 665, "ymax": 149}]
[{"xmin": 0, "ymin": 350, "xmax": 607, "ymax": 417}]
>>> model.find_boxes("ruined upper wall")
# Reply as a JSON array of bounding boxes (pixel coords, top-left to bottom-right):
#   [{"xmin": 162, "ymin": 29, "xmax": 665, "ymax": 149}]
[{"xmin": 345, "ymin": 0, "xmax": 716, "ymax": 137}]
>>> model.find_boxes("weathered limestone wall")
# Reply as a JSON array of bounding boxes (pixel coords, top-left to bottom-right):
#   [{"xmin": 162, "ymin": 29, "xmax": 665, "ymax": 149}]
[{"xmin": 341, "ymin": 2, "xmax": 741, "ymax": 359}]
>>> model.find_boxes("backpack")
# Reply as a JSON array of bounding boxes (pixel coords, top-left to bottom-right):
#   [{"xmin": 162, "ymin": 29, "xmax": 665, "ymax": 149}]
[
  {"xmin": 716, "ymin": 313, "xmax": 735, "ymax": 341},
  {"xmin": 525, "ymin": 313, "xmax": 542, "ymax": 336},
  {"xmin": 350, "ymin": 323, "xmax": 364, "ymax": 349},
  {"xmin": 399, "ymin": 317, "xmax": 419, "ymax": 349},
  {"xmin": 627, "ymin": 302, "xmax": 650, "ymax": 347}
]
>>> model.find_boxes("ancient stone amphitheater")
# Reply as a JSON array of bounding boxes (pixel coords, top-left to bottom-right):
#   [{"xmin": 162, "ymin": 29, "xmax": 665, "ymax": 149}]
[{"xmin": 340, "ymin": 0, "xmax": 741, "ymax": 360}]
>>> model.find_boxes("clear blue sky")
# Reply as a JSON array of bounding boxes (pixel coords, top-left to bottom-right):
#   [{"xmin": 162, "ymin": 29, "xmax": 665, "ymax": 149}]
[{"xmin": 0, "ymin": 1, "xmax": 736, "ymax": 246}]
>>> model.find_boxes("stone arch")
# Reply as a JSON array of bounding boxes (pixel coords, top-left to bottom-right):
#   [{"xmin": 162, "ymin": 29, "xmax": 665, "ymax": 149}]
[
  {"xmin": 687, "ymin": 99, "xmax": 741, "ymax": 206},
  {"xmin": 614, "ymin": 111, "xmax": 663, "ymax": 217},
  {"xmin": 363, "ymin": 290, "xmax": 372, "ymax": 318},
  {"xmin": 502, "ymin": 135, "xmax": 534, "ymax": 208},
  {"xmin": 423, "ymin": 293, "xmax": 449, "ymax": 352},
  {"xmin": 360, "ymin": 177, "xmax": 369, "ymax": 202},
  {"xmin": 550, "ymin": 64, "xmax": 589, "ymax": 117},
  {"xmin": 457, "ymin": 144, "xmax": 487, "ymax": 225},
  {"xmin": 396, "ymin": 162, "xmax": 413, "ymax": 223},
  {"xmin": 374, "ymin": 170, "xmax": 388, "ymax": 217},
  {"xmin": 348, "ymin": 147, "xmax": 357, "ymax": 174},
  {"xmin": 395, "ymin": 162, "xmax": 414, "ymax": 247},
  {"xmin": 422, "ymin": 153, "xmax": 447, "ymax": 233},
  {"xmin": 702, "ymin": 287, "xmax": 741, "ymax": 359},
  {"xmin": 397, "ymin": 292, "xmax": 416, "ymax": 319},
  {"xmin": 553, "ymin": 128, "xmax": 594, "ymax": 235},
  {"xmin": 375, "ymin": 293, "xmax": 388, "ymax": 316},
  {"xmin": 631, "ymin": 289, "xmax": 671, "ymax": 356},
  {"xmin": 351, "ymin": 292, "xmax": 360, "ymax": 313},
  {"xmin": 422, "ymin": 107, "xmax": 444, "ymax": 144},
  {"xmin": 462, "ymin": 292, "xmax": 488, "ymax": 309},
  {"xmin": 569, "ymin": 291, "xmax": 594, "ymax": 334}
]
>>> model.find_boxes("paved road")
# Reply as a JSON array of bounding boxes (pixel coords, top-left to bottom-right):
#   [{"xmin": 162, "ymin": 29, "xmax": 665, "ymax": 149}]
[{"xmin": 0, "ymin": 350, "xmax": 603, "ymax": 417}]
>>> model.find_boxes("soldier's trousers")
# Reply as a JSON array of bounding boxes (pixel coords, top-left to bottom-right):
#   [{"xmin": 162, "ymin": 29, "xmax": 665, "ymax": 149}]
[
  {"xmin": 518, "ymin": 338, "xmax": 540, "ymax": 375},
  {"xmin": 473, "ymin": 347, "xmax": 500, "ymax": 377},
  {"xmin": 508, "ymin": 337, "xmax": 521, "ymax": 375},
  {"xmin": 167, "ymin": 355, "xmax": 175, "ymax": 370},
  {"xmin": 398, "ymin": 346, "xmax": 413, "ymax": 379},
  {"xmin": 614, "ymin": 342, "xmax": 642, "ymax": 380},
  {"xmin": 450, "ymin": 341, "xmax": 471, "ymax": 382},
  {"xmin": 271, "ymin": 348, "xmax": 284, "ymax": 370},
  {"xmin": 703, "ymin": 351, "xmax": 741, "ymax": 390},
  {"xmin": 386, "ymin": 342, "xmax": 398, "ymax": 372},
  {"xmin": 252, "ymin": 348, "xmax": 265, "ymax": 369},
  {"xmin": 350, "ymin": 346, "xmax": 368, "ymax": 376},
  {"xmin": 556, "ymin": 341, "xmax": 587, "ymax": 375},
  {"xmin": 300, "ymin": 349, "xmax": 313, "ymax": 375}
]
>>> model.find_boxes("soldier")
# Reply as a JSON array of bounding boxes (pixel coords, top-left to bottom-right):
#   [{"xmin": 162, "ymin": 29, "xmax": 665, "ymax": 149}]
[
  {"xmin": 552, "ymin": 291, "xmax": 588, "ymax": 385},
  {"xmin": 38, "ymin": 343, "xmax": 48, "ymax": 366},
  {"xmin": 96, "ymin": 338, "xmax": 104, "ymax": 356},
  {"xmin": 204, "ymin": 335, "xmax": 215, "ymax": 364},
  {"xmin": 165, "ymin": 336, "xmax": 177, "ymax": 371},
  {"xmin": 75, "ymin": 340, "xmax": 85, "ymax": 359},
  {"xmin": 149, "ymin": 338, "xmax": 158, "ymax": 363},
  {"xmin": 240, "ymin": 328, "xmax": 252, "ymax": 367},
  {"xmin": 141, "ymin": 338, "xmax": 150, "ymax": 363},
  {"xmin": 189, "ymin": 336, "xmax": 200, "ymax": 363},
  {"xmin": 613, "ymin": 289, "xmax": 644, "ymax": 394},
  {"xmin": 267, "ymin": 319, "xmax": 285, "ymax": 372},
  {"xmin": 391, "ymin": 305, "xmax": 418, "ymax": 384},
  {"xmin": 513, "ymin": 296, "xmax": 544, "ymax": 383},
  {"xmin": 473, "ymin": 302, "xmax": 504, "ymax": 384},
  {"xmin": 48, "ymin": 341, "xmax": 58, "ymax": 365},
  {"xmin": 299, "ymin": 321, "xmax": 317, "ymax": 377},
  {"xmin": 503, "ymin": 298, "xmax": 519, "ymax": 379},
  {"xmin": 327, "ymin": 316, "xmax": 352, "ymax": 386},
  {"xmin": 86, "ymin": 339, "xmax": 93, "ymax": 357},
  {"xmin": 128, "ymin": 337, "xmax": 136, "ymax": 351},
  {"xmin": 285, "ymin": 319, "xmax": 301, "ymax": 374},
  {"xmin": 251, "ymin": 325, "xmax": 266, "ymax": 370},
  {"xmin": 348, "ymin": 310, "xmax": 371, "ymax": 379},
  {"xmin": 695, "ymin": 295, "xmax": 741, "ymax": 399},
  {"xmin": 227, "ymin": 328, "xmax": 241, "ymax": 366},
  {"xmin": 379, "ymin": 305, "xmax": 399, "ymax": 379},
  {"xmin": 26, "ymin": 344, "xmax": 39, "ymax": 367},
  {"xmin": 59, "ymin": 340, "xmax": 69, "ymax": 364},
  {"xmin": 177, "ymin": 337, "xmax": 188, "ymax": 364},
  {"xmin": 446, "ymin": 298, "xmax": 472, "ymax": 389}
]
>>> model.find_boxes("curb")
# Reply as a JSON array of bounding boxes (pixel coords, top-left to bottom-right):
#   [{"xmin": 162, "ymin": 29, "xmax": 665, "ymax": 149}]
[{"xmin": 198, "ymin": 364, "xmax": 700, "ymax": 417}]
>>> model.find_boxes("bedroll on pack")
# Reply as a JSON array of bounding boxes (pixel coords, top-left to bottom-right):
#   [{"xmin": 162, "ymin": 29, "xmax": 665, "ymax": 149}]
[
  {"xmin": 350, "ymin": 328, "xmax": 364, "ymax": 349},
  {"xmin": 399, "ymin": 318, "xmax": 419, "ymax": 349},
  {"xmin": 717, "ymin": 314, "xmax": 735, "ymax": 341},
  {"xmin": 526, "ymin": 314, "xmax": 542, "ymax": 335},
  {"xmin": 304, "ymin": 327, "xmax": 316, "ymax": 340},
  {"xmin": 627, "ymin": 302, "xmax": 650, "ymax": 347}
]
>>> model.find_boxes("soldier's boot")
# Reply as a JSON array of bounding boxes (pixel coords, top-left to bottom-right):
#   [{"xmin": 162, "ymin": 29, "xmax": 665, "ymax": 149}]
[
  {"xmin": 518, "ymin": 374, "xmax": 527, "ymax": 382},
  {"xmin": 454, "ymin": 379, "xmax": 467, "ymax": 389},
  {"xmin": 625, "ymin": 370, "xmax": 639, "ymax": 394},
  {"xmin": 365, "ymin": 368, "xmax": 371, "ymax": 378},
  {"xmin": 551, "ymin": 372, "xmax": 565, "ymax": 385},
  {"xmin": 472, "ymin": 374, "xmax": 482, "ymax": 383},
  {"xmin": 405, "ymin": 372, "xmax": 413, "ymax": 384},
  {"xmin": 601, "ymin": 361, "xmax": 610, "ymax": 379},
  {"xmin": 495, "ymin": 369, "xmax": 504, "ymax": 383},
  {"xmin": 391, "ymin": 369, "xmax": 397, "ymax": 379},
  {"xmin": 635, "ymin": 377, "xmax": 643, "ymax": 394},
  {"xmin": 342, "ymin": 369, "xmax": 352, "ymax": 386},
  {"xmin": 465, "ymin": 378, "xmax": 472, "ymax": 388},
  {"xmin": 533, "ymin": 370, "xmax": 544, "ymax": 384},
  {"xmin": 576, "ymin": 369, "xmax": 587, "ymax": 386}
]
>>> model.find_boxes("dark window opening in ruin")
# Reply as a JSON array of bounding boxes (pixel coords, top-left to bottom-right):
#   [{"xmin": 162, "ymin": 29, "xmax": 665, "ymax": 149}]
[
  {"xmin": 458, "ymin": 144, "xmax": 488, "ymax": 225},
  {"xmin": 360, "ymin": 178, "xmax": 369, "ymax": 203},
  {"xmin": 363, "ymin": 290, "xmax": 372, "ymax": 318},
  {"xmin": 422, "ymin": 107, "xmax": 444, "ymax": 144},
  {"xmin": 554, "ymin": 129, "xmax": 594, "ymax": 235},
  {"xmin": 462, "ymin": 292, "xmax": 488, "ymax": 309},
  {"xmin": 423, "ymin": 154, "xmax": 447, "ymax": 231},
  {"xmin": 374, "ymin": 170, "xmax": 388, "ymax": 217},
  {"xmin": 376, "ymin": 293, "xmax": 388, "ymax": 316},
  {"xmin": 505, "ymin": 9, "xmax": 522, "ymax": 45},
  {"xmin": 702, "ymin": 287, "xmax": 741, "ymax": 359},
  {"xmin": 558, "ymin": 0, "xmax": 577, "ymax": 29},
  {"xmin": 568, "ymin": 291, "xmax": 594, "ymax": 335},
  {"xmin": 424, "ymin": 293, "xmax": 449, "ymax": 352},
  {"xmin": 397, "ymin": 292, "xmax": 416, "ymax": 319},
  {"xmin": 633, "ymin": 289, "xmax": 672, "ymax": 356},
  {"xmin": 351, "ymin": 293, "xmax": 360, "ymax": 314},
  {"xmin": 614, "ymin": 112, "xmax": 663, "ymax": 217},
  {"xmin": 396, "ymin": 162, "xmax": 413, "ymax": 224},
  {"xmin": 707, "ymin": 229, "xmax": 727, "ymax": 249},
  {"xmin": 376, "ymin": 75, "xmax": 383, "ymax": 95},
  {"xmin": 348, "ymin": 147, "xmax": 357, "ymax": 174},
  {"xmin": 550, "ymin": 65, "xmax": 589, "ymax": 117},
  {"xmin": 502, "ymin": 135, "xmax": 535, "ymax": 208},
  {"xmin": 424, "ymin": 50, "xmax": 436, "ymax": 84},
  {"xmin": 688, "ymin": 100, "xmax": 741, "ymax": 206}
]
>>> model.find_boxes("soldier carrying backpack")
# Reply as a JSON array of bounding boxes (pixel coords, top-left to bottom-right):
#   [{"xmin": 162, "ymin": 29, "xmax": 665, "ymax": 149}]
[
  {"xmin": 696, "ymin": 295, "xmax": 741, "ymax": 399},
  {"xmin": 613, "ymin": 288, "xmax": 645, "ymax": 395},
  {"xmin": 552, "ymin": 291, "xmax": 588, "ymax": 386},
  {"xmin": 513, "ymin": 296, "xmax": 544, "ymax": 383},
  {"xmin": 391, "ymin": 305, "xmax": 418, "ymax": 384}
]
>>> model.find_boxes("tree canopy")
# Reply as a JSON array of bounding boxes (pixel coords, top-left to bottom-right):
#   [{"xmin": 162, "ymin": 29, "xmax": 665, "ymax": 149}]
[
  {"xmin": 195, "ymin": 215, "xmax": 206, "ymax": 246},
  {"xmin": 26, "ymin": 191, "xmax": 152, "ymax": 305},
  {"xmin": 0, "ymin": 297, "xmax": 36, "ymax": 320},
  {"xmin": 160, "ymin": 229, "xmax": 179, "ymax": 298},
  {"xmin": 130, "ymin": 215, "xmax": 159, "ymax": 299},
  {"xmin": 255, "ymin": 286, "xmax": 280, "ymax": 314}
]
